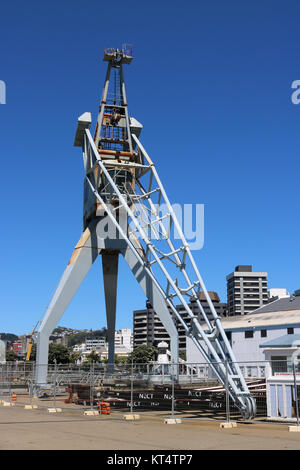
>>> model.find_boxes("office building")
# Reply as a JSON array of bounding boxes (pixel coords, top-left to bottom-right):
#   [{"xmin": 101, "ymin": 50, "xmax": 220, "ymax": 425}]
[
  {"xmin": 133, "ymin": 292, "xmax": 228, "ymax": 351},
  {"xmin": 115, "ymin": 328, "xmax": 133, "ymax": 351},
  {"xmin": 226, "ymin": 265, "xmax": 268, "ymax": 315}
]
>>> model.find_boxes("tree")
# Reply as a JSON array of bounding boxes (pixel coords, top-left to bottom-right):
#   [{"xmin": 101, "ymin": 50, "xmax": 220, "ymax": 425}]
[
  {"xmin": 69, "ymin": 351, "xmax": 81, "ymax": 364},
  {"xmin": 29, "ymin": 343, "xmax": 70, "ymax": 363},
  {"xmin": 116, "ymin": 355, "xmax": 128, "ymax": 365},
  {"xmin": 6, "ymin": 350, "xmax": 18, "ymax": 362},
  {"xmin": 86, "ymin": 350, "xmax": 100, "ymax": 363},
  {"xmin": 48, "ymin": 343, "xmax": 70, "ymax": 364},
  {"xmin": 128, "ymin": 345, "xmax": 158, "ymax": 364},
  {"xmin": 0, "ymin": 333, "xmax": 18, "ymax": 343}
]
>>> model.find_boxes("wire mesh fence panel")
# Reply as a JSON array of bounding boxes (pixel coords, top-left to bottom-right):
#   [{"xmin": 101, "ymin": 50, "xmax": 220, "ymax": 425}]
[{"xmin": 2, "ymin": 359, "xmax": 298, "ymax": 422}]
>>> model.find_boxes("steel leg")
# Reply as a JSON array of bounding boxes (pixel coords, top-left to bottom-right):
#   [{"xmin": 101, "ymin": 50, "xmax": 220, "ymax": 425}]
[
  {"xmin": 36, "ymin": 225, "xmax": 99, "ymax": 385},
  {"xmin": 102, "ymin": 253, "xmax": 119, "ymax": 373}
]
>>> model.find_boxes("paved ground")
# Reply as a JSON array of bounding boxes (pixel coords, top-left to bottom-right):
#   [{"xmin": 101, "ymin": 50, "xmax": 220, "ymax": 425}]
[{"xmin": 0, "ymin": 403, "xmax": 300, "ymax": 450}]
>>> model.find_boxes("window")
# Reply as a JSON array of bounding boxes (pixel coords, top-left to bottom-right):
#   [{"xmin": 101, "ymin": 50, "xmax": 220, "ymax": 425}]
[
  {"xmin": 260, "ymin": 366, "xmax": 266, "ymax": 378},
  {"xmin": 225, "ymin": 331, "xmax": 232, "ymax": 341},
  {"xmin": 287, "ymin": 328, "xmax": 294, "ymax": 335},
  {"xmin": 261, "ymin": 330, "xmax": 267, "ymax": 338},
  {"xmin": 271, "ymin": 355, "xmax": 287, "ymax": 375},
  {"xmin": 245, "ymin": 331, "xmax": 254, "ymax": 339}
]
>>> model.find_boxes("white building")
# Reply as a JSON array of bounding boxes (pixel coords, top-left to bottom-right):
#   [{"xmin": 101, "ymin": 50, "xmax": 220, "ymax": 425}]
[
  {"xmin": 85, "ymin": 338, "xmax": 106, "ymax": 351},
  {"xmin": 260, "ymin": 334, "xmax": 300, "ymax": 421},
  {"xmin": 115, "ymin": 329, "xmax": 133, "ymax": 351},
  {"xmin": 72, "ymin": 329, "xmax": 133, "ymax": 361},
  {"xmin": 186, "ymin": 291, "xmax": 300, "ymax": 378},
  {"xmin": 73, "ymin": 343, "xmax": 87, "ymax": 353},
  {"xmin": 268, "ymin": 288, "xmax": 290, "ymax": 300}
]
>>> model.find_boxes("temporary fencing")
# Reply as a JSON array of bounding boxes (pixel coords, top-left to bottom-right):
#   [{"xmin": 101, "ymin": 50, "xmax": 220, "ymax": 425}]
[{"xmin": 0, "ymin": 359, "xmax": 299, "ymax": 423}]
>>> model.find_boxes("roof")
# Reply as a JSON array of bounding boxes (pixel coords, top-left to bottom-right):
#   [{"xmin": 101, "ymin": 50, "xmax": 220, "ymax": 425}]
[
  {"xmin": 260, "ymin": 334, "xmax": 300, "ymax": 348},
  {"xmin": 251, "ymin": 295, "xmax": 300, "ymax": 314},
  {"xmin": 213, "ymin": 308, "xmax": 300, "ymax": 331},
  {"xmin": 226, "ymin": 271, "xmax": 267, "ymax": 280}
]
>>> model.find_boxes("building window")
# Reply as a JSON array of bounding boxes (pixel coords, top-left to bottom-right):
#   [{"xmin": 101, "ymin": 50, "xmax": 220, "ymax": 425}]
[
  {"xmin": 225, "ymin": 331, "xmax": 232, "ymax": 341},
  {"xmin": 271, "ymin": 355, "xmax": 287, "ymax": 375},
  {"xmin": 287, "ymin": 328, "xmax": 294, "ymax": 335},
  {"xmin": 260, "ymin": 366, "xmax": 266, "ymax": 378},
  {"xmin": 245, "ymin": 331, "xmax": 254, "ymax": 339},
  {"xmin": 261, "ymin": 330, "xmax": 267, "ymax": 338}
]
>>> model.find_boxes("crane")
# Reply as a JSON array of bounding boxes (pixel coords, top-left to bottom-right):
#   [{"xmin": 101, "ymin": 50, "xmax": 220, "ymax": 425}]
[
  {"xmin": 25, "ymin": 320, "xmax": 40, "ymax": 361},
  {"xmin": 34, "ymin": 45, "xmax": 256, "ymax": 418}
]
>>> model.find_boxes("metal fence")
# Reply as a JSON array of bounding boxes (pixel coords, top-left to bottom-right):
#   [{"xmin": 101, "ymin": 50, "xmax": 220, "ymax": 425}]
[{"xmin": 0, "ymin": 360, "xmax": 299, "ymax": 424}]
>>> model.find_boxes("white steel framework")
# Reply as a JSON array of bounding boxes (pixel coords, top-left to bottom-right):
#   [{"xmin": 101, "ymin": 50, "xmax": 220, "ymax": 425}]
[{"xmin": 35, "ymin": 46, "xmax": 256, "ymax": 418}]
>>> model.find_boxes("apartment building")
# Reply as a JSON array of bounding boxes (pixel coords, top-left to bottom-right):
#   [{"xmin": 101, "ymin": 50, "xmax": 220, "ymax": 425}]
[
  {"xmin": 226, "ymin": 265, "xmax": 268, "ymax": 316},
  {"xmin": 133, "ymin": 292, "xmax": 228, "ymax": 351},
  {"xmin": 115, "ymin": 328, "xmax": 133, "ymax": 351}
]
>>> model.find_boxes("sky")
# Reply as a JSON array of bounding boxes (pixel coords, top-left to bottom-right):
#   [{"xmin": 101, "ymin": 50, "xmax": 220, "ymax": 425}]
[{"xmin": 0, "ymin": 0, "xmax": 299, "ymax": 335}]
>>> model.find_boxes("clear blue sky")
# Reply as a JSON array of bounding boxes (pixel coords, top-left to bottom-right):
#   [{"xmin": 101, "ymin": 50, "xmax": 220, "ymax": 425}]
[{"xmin": 0, "ymin": 0, "xmax": 299, "ymax": 335}]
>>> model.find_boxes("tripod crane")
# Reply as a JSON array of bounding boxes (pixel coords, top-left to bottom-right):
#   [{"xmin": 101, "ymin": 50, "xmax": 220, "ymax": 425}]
[{"xmin": 35, "ymin": 45, "xmax": 256, "ymax": 419}]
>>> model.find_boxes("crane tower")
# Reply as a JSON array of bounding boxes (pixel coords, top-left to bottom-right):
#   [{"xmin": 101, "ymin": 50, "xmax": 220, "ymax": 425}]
[{"xmin": 35, "ymin": 45, "xmax": 256, "ymax": 419}]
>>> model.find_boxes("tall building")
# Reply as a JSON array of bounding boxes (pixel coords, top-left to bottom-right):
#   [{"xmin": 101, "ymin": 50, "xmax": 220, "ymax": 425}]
[
  {"xmin": 226, "ymin": 265, "xmax": 268, "ymax": 316},
  {"xmin": 114, "ymin": 328, "xmax": 133, "ymax": 351},
  {"xmin": 133, "ymin": 292, "xmax": 228, "ymax": 351}
]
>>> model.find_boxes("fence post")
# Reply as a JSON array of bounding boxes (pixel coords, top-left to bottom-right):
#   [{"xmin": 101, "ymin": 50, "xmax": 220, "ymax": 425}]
[
  {"xmin": 171, "ymin": 360, "xmax": 175, "ymax": 419},
  {"xmin": 292, "ymin": 360, "xmax": 299, "ymax": 426},
  {"xmin": 53, "ymin": 359, "xmax": 57, "ymax": 409},
  {"xmin": 9, "ymin": 375, "xmax": 11, "ymax": 405},
  {"xmin": 129, "ymin": 359, "xmax": 133, "ymax": 415},
  {"xmin": 0, "ymin": 366, "xmax": 3, "ymax": 402},
  {"xmin": 29, "ymin": 380, "xmax": 33, "ymax": 406},
  {"xmin": 90, "ymin": 361, "xmax": 94, "ymax": 411},
  {"xmin": 225, "ymin": 359, "xmax": 230, "ymax": 423}
]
